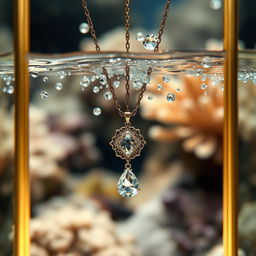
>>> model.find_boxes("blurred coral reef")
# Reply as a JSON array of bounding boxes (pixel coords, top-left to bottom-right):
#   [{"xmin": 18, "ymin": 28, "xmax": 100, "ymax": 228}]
[
  {"xmin": 31, "ymin": 197, "xmax": 139, "ymax": 256},
  {"xmin": 141, "ymin": 75, "xmax": 223, "ymax": 161},
  {"xmin": 0, "ymin": 0, "xmax": 256, "ymax": 255}
]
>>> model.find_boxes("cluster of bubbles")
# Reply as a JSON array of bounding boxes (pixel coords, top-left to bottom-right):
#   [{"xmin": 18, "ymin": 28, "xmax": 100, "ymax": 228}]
[
  {"xmin": 239, "ymin": 71, "xmax": 256, "ymax": 85},
  {"xmin": 4, "ymin": 50, "xmax": 255, "ymax": 118},
  {"xmin": 0, "ymin": 74, "xmax": 15, "ymax": 94}
]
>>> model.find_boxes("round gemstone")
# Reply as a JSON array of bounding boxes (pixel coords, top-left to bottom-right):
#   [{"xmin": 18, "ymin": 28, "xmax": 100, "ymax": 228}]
[
  {"xmin": 79, "ymin": 22, "xmax": 90, "ymax": 34},
  {"xmin": 148, "ymin": 95, "xmax": 153, "ymax": 100},
  {"xmin": 117, "ymin": 169, "xmax": 140, "ymax": 198},
  {"xmin": 120, "ymin": 132, "xmax": 135, "ymax": 155},
  {"xmin": 93, "ymin": 86, "xmax": 100, "ymax": 93},
  {"xmin": 93, "ymin": 107, "xmax": 101, "ymax": 116},
  {"xmin": 166, "ymin": 93, "xmax": 176, "ymax": 102},
  {"xmin": 40, "ymin": 91, "xmax": 48, "ymax": 99},
  {"xmin": 136, "ymin": 32, "xmax": 145, "ymax": 42},
  {"xmin": 55, "ymin": 82, "xmax": 63, "ymax": 90},
  {"xmin": 143, "ymin": 34, "xmax": 158, "ymax": 51},
  {"xmin": 104, "ymin": 91, "xmax": 112, "ymax": 100},
  {"xmin": 99, "ymin": 74, "xmax": 107, "ymax": 85}
]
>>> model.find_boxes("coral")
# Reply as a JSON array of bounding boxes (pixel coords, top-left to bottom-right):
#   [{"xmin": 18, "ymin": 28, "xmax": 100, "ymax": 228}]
[
  {"xmin": 29, "ymin": 105, "xmax": 101, "ymax": 202},
  {"xmin": 31, "ymin": 196, "xmax": 140, "ymax": 256},
  {"xmin": 119, "ymin": 183, "xmax": 222, "ymax": 256},
  {"xmin": 74, "ymin": 168, "xmax": 120, "ymax": 200},
  {"xmin": 238, "ymin": 202, "xmax": 256, "ymax": 256},
  {"xmin": 0, "ymin": 102, "xmax": 13, "ymax": 175},
  {"xmin": 206, "ymin": 245, "xmax": 246, "ymax": 256},
  {"xmin": 239, "ymin": 81, "xmax": 256, "ymax": 141},
  {"xmin": 141, "ymin": 75, "xmax": 223, "ymax": 160}
]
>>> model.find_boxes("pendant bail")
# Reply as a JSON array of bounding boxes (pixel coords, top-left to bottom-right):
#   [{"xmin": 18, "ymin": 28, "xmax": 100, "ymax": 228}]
[{"xmin": 124, "ymin": 112, "xmax": 131, "ymax": 124}]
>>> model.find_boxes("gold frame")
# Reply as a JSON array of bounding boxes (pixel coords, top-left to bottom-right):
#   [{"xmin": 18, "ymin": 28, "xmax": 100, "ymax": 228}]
[
  {"xmin": 13, "ymin": 0, "xmax": 30, "ymax": 255},
  {"xmin": 12, "ymin": 0, "xmax": 238, "ymax": 255},
  {"xmin": 223, "ymin": 0, "xmax": 238, "ymax": 255}
]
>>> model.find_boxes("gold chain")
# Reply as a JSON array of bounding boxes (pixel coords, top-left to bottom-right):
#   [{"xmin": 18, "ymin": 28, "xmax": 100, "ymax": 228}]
[{"xmin": 81, "ymin": 0, "xmax": 171, "ymax": 117}]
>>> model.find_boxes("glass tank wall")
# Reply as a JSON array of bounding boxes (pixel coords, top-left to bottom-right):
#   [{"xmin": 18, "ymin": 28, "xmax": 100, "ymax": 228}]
[{"xmin": 0, "ymin": 0, "xmax": 256, "ymax": 256}]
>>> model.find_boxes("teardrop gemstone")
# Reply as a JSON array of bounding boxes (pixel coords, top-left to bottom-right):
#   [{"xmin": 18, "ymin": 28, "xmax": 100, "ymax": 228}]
[{"xmin": 117, "ymin": 169, "xmax": 140, "ymax": 198}]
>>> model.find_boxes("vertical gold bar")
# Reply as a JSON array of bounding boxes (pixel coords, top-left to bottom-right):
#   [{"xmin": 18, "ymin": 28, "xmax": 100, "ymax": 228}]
[
  {"xmin": 13, "ymin": 0, "xmax": 30, "ymax": 255},
  {"xmin": 223, "ymin": 0, "xmax": 238, "ymax": 255}
]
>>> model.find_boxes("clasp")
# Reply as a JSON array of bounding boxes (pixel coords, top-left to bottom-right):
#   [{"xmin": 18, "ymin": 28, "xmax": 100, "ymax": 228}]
[{"xmin": 124, "ymin": 112, "xmax": 131, "ymax": 124}]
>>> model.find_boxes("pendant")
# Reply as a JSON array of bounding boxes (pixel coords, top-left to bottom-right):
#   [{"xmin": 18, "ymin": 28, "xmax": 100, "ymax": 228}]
[{"xmin": 110, "ymin": 112, "xmax": 146, "ymax": 197}]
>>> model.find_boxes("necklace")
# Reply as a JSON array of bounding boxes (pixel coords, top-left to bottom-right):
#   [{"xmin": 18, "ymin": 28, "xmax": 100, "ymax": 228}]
[{"xmin": 81, "ymin": 0, "xmax": 171, "ymax": 197}]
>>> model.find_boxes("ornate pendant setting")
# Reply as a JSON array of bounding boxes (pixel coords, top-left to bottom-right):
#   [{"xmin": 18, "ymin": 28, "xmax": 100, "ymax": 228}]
[
  {"xmin": 110, "ymin": 124, "xmax": 146, "ymax": 161},
  {"xmin": 110, "ymin": 112, "xmax": 146, "ymax": 197}
]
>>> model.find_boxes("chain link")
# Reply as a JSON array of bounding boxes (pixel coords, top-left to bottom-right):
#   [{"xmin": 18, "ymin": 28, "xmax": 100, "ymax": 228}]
[
  {"xmin": 81, "ymin": 0, "xmax": 101, "ymax": 52},
  {"xmin": 155, "ymin": 0, "xmax": 171, "ymax": 52},
  {"xmin": 81, "ymin": 0, "xmax": 171, "ymax": 118},
  {"xmin": 124, "ymin": 0, "xmax": 131, "ymax": 53}
]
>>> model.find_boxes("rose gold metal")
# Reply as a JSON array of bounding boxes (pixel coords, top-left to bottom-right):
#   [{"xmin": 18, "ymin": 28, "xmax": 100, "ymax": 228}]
[
  {"xmin": 13, "ymin": 0, "xmax": 30, "ymax": 255},
  {"xmin": 223, "ymin": 0, "xmax": 238, "ymax": 255},
  {"xmin": 81, "ymin": 0, "xmax": 171, "ymax": 118},
  {"xmin": 110, "ymin": 125, "xmax": 146, "ymax": 161}
]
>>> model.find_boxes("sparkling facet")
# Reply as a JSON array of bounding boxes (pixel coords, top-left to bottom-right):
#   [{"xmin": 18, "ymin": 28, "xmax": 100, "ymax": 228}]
[
  {"xmin": 117, "ymin": 169, "xmax": 140, "ymax": 198},
  {"xmin": 40, "ymin": 91, "xmax": 48, "ymax": 99},
  {"xmin": 93, "ymin": 86, "xmax": 100, "ymax": 93},
  {"xmin": 93, "ymin": 107, "xmax": 101, "ymax": 116},
  {"xmin": 166, "ymin": 93, "xmax": 176, "ymax": 102},
  {"xmin": 120, "ymin": 132, "xmax": 135, "ymax": 155},
  {"xmin": 79, "ymin": 22, "xmax": 90, "ymax": 34},
  {"xmin": 104, "ymin": 91, "xmax": 112, "ymax": 100},
  {"xmin": 55, "ymin": 82, "xmax": 63, "ymax": 90},
  {"xmin": 136, "ymin": 32, "xmax": 145, "ymax": 42},
  {"xmin": 132, "ymin": 80, "xmax": 143, "ymax": 90},
  {"xmin": 162, "ymin": 75, "xmax": 170, "ymax": 83},
  {"xmin": 99, "ymin": 74, "xmax": 107, "ymax": 85},
  {"xmin": 143, "ymin": 34, "xmax": 158, "ymax": 50}
]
